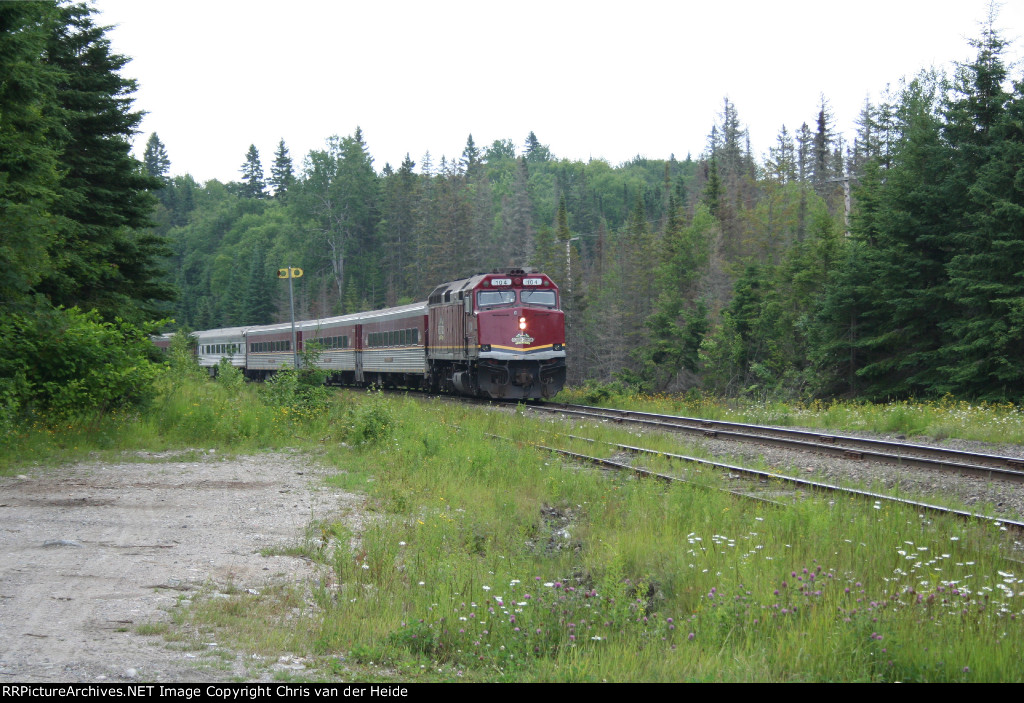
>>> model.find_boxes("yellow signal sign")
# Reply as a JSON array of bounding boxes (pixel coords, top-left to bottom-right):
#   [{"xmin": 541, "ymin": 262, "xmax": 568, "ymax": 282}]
[{"xmin": 278, "ymin": 267, "xmax": 303, "ymax": 279}]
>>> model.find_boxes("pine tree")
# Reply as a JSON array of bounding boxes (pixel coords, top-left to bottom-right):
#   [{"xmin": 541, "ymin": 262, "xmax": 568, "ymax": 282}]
[
  {"xmin": 632, "ymin": 201, "xmax": 716, "ymax": 389},
  {"xmin": 524, "ymin": 131, "xmax": 551, "ymax": 163},
  {"xmin": 702, "ymin": 159, "xmax": 722, "ymax": 217},
  {"xmin": 940, "ymin": 14, "xmax": 1020, "ymax": 398},
  {"xmin": 242, "ymin": 245, "xmax": 273, "ymax": 324},
  {"xmin": 143, "ymin": 132, "xmax": 171, "ymax": 182},
  {"xmin": 795, "ymin": 122, "xmax": 814, "ymax": 240},
  {"xmin": 380, "ymin": 154, "xmax": 418, "ymax": 303},
  {"xmin": 460, "ymin": 133, "xmax": 481, "ymax": 174},
  {"xmin": 796, "ymin": 122, "xmax": 813, "ymax": 184},
  {"xmin": 850, "ymin": 97, "xmax": 880, "ymax": 177},
  {"xmin": 815, "ymin": 72, "xmax": 952, "ymax": 399},
  {"xmin": 269, "ymin": 138, "xmax": 294, "ymax": 198},
  {"xmin": 0, "ymin": 1, "xmax": 62, "ymax": 307},
  {"xmin": 240, "ymin": 144, "xmax": 267, "ymax": 199},
  {"xmin": 766, "ymin": 125, "xmax": 797, "ymax": 184},
  {"xmin": 812, "ymin": 96, "xmax": 837, "ymax": 197},
  {"xmin": 37, "ymin": 2, "xmax": 173, "ymax": 321},
  {"xmin": 500, "ymin": 158, "xmax": 534, "ymax": 266}
]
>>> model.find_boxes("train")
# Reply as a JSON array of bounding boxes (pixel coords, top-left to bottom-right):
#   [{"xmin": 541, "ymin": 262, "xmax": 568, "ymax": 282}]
[{"xmin": 157, "ymin": 268, "xmax": 567, "ymax": 401}]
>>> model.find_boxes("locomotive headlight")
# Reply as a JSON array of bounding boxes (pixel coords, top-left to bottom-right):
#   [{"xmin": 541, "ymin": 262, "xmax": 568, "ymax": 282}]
[{"xmin": 519, "ymin": 317, "xmax": 527, "ymax": 330}]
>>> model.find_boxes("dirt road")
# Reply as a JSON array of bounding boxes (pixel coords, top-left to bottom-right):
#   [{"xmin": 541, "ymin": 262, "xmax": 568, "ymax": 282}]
[{"xmin": 0, "ymin": 451, "xmax": 354, "ymax": 682}]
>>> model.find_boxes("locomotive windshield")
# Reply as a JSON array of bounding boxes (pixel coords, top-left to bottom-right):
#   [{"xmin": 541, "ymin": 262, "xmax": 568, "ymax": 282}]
[
  {"xmin": 520, "ymin": 290, "xmax": 557, "ymax": 308},
  {"xmin": 477, "ymin": 290, "xmax": 516, "ymax": 307}
]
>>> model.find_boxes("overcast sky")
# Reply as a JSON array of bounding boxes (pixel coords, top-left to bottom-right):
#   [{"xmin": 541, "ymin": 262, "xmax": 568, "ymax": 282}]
[{"xmin": 92, "ymin": 0, "xmax": 1024, "ymax": 184}]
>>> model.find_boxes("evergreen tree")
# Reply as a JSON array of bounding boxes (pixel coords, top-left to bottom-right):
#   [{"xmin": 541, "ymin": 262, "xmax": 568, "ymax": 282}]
[
  {"xmin": 815, "ymin": 72, "xmax": 952, "ymax": 399},
  {"xmin": 702, "ymin": 159, "xmax": 722, "ymax": 217},
  {"xmin": 379, "ymin": 154, "xmax": 418, "ymax": 303},
  {"xmin": 940, "ymin": 15, "xmax": 1021, "ymax": 398},
  {"xmin": 795, "ymin": 122, "xmax": 813, "ymax": 184},
  {"xmin": 524, "ymin": 131, "xmax": 551, "ymax": 163},
  {"xmin": 143, "ymin": 132, "xmax": 171, "ymax": 182},
  {"xmin": 37, "ymin": 2, "xmax": 173, "ymax": 321},
  {"xmin": 0, "ymin": 1, "xmax": 62, "ymax": 308},
  {"xmin": 240, "ymin": 144, "xmax": 267, "ymax": 199},
  {"xmin": 851, "ymin": 97, "xmax": 881, "ymax": 177},
  {"xmin": 242, "ymin": 245, "xmax": 273, "ymax": 324},
  {"xmin": 269, "ymin": 138, "xmax": 294, "ymax": 198},
  {"xmin": 460, "ymin": 133, "xmax": 481, "ymax": 174},
  {"xmin": 631, "ymin": 201, "xmax": 715, "ymax": 390},
  {"xmin": 717, "ymin": 97, "xmax": 747, "ymax": 181},
  {"xmin": 766, "ymin": 125, "xmax": 797, "ymax": 184},
  {"xmin": 500, "ymin": 158, "xmax": 535, "ymax": 266},
  {"xmin": 812, "ymin": 96, "xmax": 837, "ymax": 197},
  {"xmin": 553, "ymin": 194, "xmax": 572, "ymax": 284}
]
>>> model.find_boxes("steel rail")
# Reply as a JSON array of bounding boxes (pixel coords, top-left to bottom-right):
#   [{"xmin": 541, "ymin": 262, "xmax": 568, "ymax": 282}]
[
  {"xmin": 530, "ymin": 403, "xmax": 1024, "ymax": 483},
  {"xmin": 488, "ymin": 432, "xmax": 1024, "ymax": 533}
]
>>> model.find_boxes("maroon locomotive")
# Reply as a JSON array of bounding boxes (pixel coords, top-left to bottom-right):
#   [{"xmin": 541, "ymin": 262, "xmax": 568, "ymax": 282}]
[{"xmin": 427, "ymin": 268, "xmax": 566, "ymax": 399}]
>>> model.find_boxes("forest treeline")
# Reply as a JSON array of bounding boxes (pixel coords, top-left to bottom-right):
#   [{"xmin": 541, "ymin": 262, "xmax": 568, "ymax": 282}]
[
  {"xmin": 154, "ymin": 12, "xmax": 1024, "ymax": 402},
  {"xmin": 1, "ymin": 2, "xmax": 170, "ymax": 421},
  {"xmin": 3, "ymin": 2, "xmax": 1024, "ymax": 419}
]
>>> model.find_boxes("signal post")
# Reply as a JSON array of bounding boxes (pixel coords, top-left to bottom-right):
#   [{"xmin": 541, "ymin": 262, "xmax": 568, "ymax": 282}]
[{"xmin": 278, "ymin": 267, "xmax": 303, "ymax": 369}]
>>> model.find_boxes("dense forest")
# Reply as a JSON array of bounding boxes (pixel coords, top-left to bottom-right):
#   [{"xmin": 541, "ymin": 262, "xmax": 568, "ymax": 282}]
[{"xmin": 4, "ymin": 2, "xmax": 1024, "ymax": 420}]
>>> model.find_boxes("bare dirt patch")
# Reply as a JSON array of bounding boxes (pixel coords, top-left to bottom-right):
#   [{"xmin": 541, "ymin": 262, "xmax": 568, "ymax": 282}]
[{"xmin": 0, "ymin": 451, "xmax": 362, "ymax": 682}]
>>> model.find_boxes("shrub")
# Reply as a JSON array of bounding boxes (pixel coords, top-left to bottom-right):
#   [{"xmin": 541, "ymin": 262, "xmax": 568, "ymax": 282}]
[
  {"xmin": 259, "ymin": 345, "xmax": 331, "ymax": 415},
  {"xmin": 215, "ymin": 357, "xmax": 245, "ymax": 391},
  {"xmin": 0, "ymin": 304, "xmax": 167, "ymax": 418},
  {"xmin": 348, "ymin": 389, "xmax": 395, "ymax": 446}
]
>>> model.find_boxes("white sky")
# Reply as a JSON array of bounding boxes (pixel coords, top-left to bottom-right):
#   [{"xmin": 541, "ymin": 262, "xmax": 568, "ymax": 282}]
[{"xmin": 92, "ymin": 0, "xmax": 1024, "ymax": 183}]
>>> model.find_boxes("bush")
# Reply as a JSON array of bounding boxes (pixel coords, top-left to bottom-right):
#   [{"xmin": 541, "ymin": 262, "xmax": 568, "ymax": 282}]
[
  {"xmin": 348, "ymin": 389, "xmax": 394, "ymax": 446},
  {"xmin": 259, "ymin": 345, "xmax": 331, "ymax": 416},
  {"xmin": 0, "ymin": 304, "xmax": 167, "ymax": 418},
  {"xmin": 166, "ymin": 327, "xmax": 206, "ymax": 383},
  {"xmin": 216, "ymin": 357, "xmax": 246, "ymax": 391}
]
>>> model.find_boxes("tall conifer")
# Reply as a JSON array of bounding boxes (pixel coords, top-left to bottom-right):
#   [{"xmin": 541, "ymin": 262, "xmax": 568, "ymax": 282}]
[
  {"xmin": 240, "ymin": 145, "xmax": 267, "ymax": 199},
  {"xmin": 269, "ymin": 138, "xmax": 294, "ymax": 198},
  {"xmin": 38, "ymin": 2, "xmax": 172, "ymax": 320}
]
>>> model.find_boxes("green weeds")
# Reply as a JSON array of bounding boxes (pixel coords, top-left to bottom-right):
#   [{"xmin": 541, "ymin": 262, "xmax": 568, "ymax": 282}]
[
  {"xmin": 555, "ymin": 387, "xmax": 1024, "ymax": 444},
  {"xmin": 217, "ymin": 397, "xmax": 1024, "ymax": 681},
  {"xmin": 6, "ymin": 373, "xmax": 1024, "ymax": 680}
]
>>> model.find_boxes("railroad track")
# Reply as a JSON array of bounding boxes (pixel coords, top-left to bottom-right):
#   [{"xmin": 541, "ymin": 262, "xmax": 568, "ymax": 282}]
[
  {"xmin": 487, "ymin": 430, "xmax": 1024, "ymax": 534},
  {"xmin": 528, "ymin": 402, "xmax": 1024, "ymax": 484},
  {"xmin": 384, "ymin": 391, "xmax": 1024, "ymax": 537}
]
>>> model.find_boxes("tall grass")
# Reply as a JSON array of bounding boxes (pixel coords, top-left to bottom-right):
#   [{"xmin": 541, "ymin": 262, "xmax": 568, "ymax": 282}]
[
  {"xmin": 0, "ymin": 361, "xmax": 382, "ymax": 474},
  {"xmin": 6, "ymin": 374, "xmax": 1024, "ymax": 681},
  {"xmin": 236, "ymin": 396, "xmax": 1024, "ymax": 682},
  {"xmin": 556, "ymin": 386, "xmax": 1024, "ymax": 445}
]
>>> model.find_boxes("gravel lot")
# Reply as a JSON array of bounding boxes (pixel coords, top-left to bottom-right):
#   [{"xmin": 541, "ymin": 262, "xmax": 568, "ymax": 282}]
[{"xmin": 0, "ymin": 451, "xmax": 362, "ymax": 683}]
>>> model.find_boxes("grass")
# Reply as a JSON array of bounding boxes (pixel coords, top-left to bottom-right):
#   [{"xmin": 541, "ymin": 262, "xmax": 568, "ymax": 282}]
[
  {"xmin": 207, "ymin": 396, "xmax": 1024, "ymax": 682},
  {"xmin": 4, "ymin": 366, "xmax": 1024, "ymax": 680},
  {"xmin": 555, "ymin": 386, "xmax": 1024, "ymax": 445}
]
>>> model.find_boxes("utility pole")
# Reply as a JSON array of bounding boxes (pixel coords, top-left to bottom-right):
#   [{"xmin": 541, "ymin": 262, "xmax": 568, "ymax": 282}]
[{"xmin": 278, "ymin": 267, "xmax": 303, "ymax": 369}]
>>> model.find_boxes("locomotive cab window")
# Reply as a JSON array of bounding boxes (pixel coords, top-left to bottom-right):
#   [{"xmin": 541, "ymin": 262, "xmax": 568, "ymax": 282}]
[
  {"xmin": 477, "ymin": 290, "xmax": 516, "ymax": 307},
  {"xmin": 521, "ymin": 290, "xmax": 557, "ymax": 308}
]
